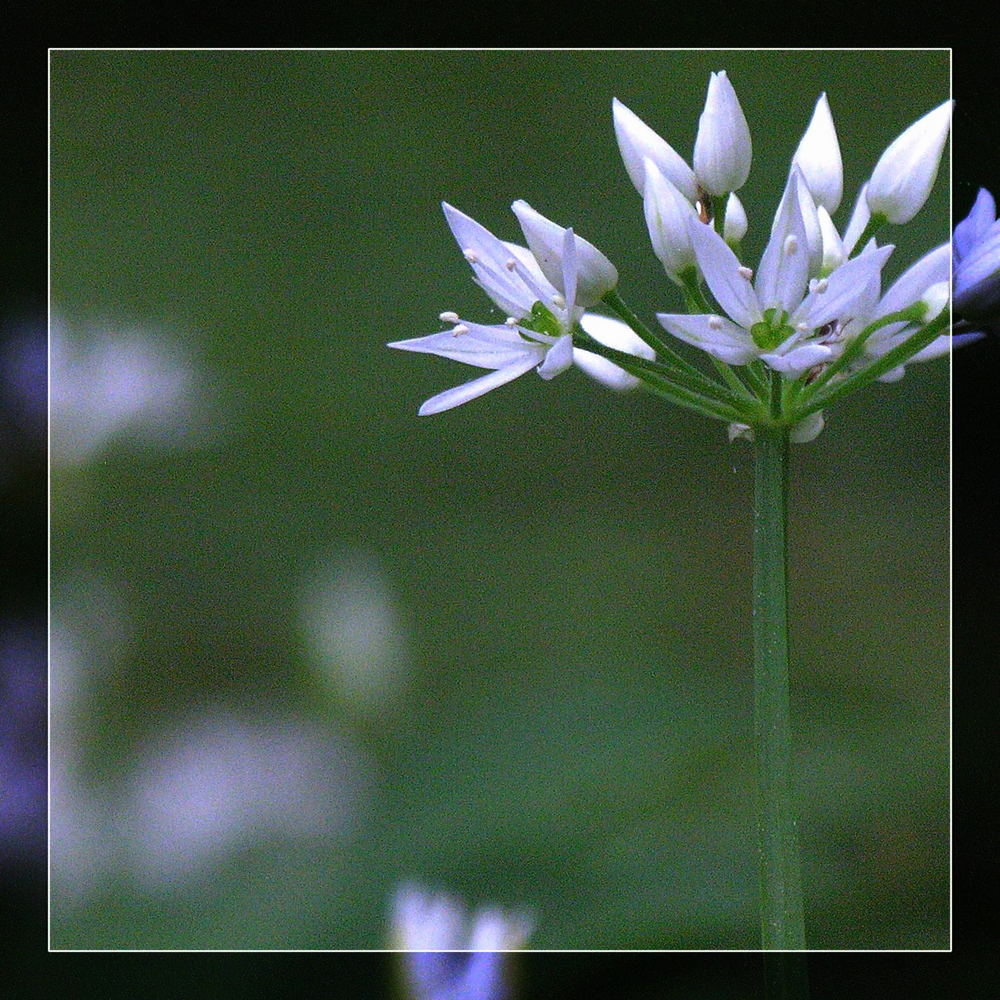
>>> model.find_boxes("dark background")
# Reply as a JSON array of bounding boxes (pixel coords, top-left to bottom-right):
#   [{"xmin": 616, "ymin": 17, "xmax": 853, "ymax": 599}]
[{"xmin": 1, "ymin": 44, "xmax": 995, "ymax": 996}]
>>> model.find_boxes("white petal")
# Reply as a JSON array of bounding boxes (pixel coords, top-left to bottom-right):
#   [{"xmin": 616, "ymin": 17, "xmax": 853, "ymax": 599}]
[
  {"xmin": 761, "ymin": 343, "xmax": 834, "ymax": 378},
  {"xmin": 841, "ymin": 183, "xmax": 871, "ymax": 255},
  {"xmin": 791, "ymin": 244, "xmax": 894, "ymax": 329},
  {"xmin": 642, "ymin": 158, "xmax": 698, "ymax": 280},
  {"xmin": 686, "ymin": 216, "xmax": 761, "ymax": 329},
  {"xmin": 574, "ymin": 314, "xmax": 655, "ymax": 390},
  {"xmin": 612, "ymin": 98, "xmax": 697, "ymax": 201},
  {"xmin": 388, "ymin": 323, "xmax": 540, "ymax": 370},
  {"xmin": 693, "ymin": 71, "xmax": 752, "ymax": 196},
  {"xmin": 441, "ymin": 202, "xmax": 536, "ymax": 316},
  {"xmin": 816, "ymin": 206, "xmax": 845, "ymax": 273},
  {"xmin": 876, "ymin": 243, "xmax": 949, "ymax": 317},
  {"xmin": 866, "ymin": 100, "xmax": 953, "ymax": 225},
  {"xmin": 536, "ymin": 334, "xmax": 575, "ymax": 380},
  {"xmin": 791, "ymin": 93, "xmax": 842, "ymax": 214},
  {"xmin": 417, "ymin": 358, "xmax": 540, "ymax": 415},
  {"xmin": 657, "ymin": 312, "xmax": 758, "ymax": 365},
  {"xmin": 511, "ymin": 200, "xmax": 618, "ymax": 307},
  {"xmin": 756, "ymin": 168, "xmax": 809, "ymax": 315}
]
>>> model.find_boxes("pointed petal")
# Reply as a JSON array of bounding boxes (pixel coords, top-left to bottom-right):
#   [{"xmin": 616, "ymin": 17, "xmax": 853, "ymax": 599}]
[
  {"xmin": 817, "ymin": 206, "xmax": 845, "ymax": 273},
  {"xmin": 561, "ymin": 226, "xmax": 578, "ymax": 316},
  {"xmin": 876, "ymin": 243, "xmax": 949, "ymax": 317},
  {"xmin": 842, "ymin": 183, "xmax": 871, "ymax": 255},
  {"xmin": 536, "ymin": 334, "xmax": 575, "ymax": 380},
  {"xmin": 441, "ymin": 202, "xmax": 536, "ymax": 316},
  {"xmin": 954, "ymin": 188, "xmax": 996, "ymax": 262},
  {"xmin": 388, "ymin": 323, "xmax": 539, "ymax": 369},
  {"xmin": 756, "ymin": 168, "xmax": 810, "ymax": 315},
  {"xmin": 789, "ymin": 410, "xmax": 825, "ymax": 443},
  {"xmin": 511, "ymin": 200, "xmax": 618, "ymax": 307},
  {"xmin": 686, "ymin": 216, "xmax": 760, "ymax": 328},
  {"xmin": 723, "ymin": 192, "xmax": 748, "ymax": 244},
  {"xmin": 612, "ymin": 97, "xmax": 697, "ymax": 201},
  {"xmin": 693, "ymin": 71, "xmax": 752, "ymax": 195},
  {"xmin": 761, "ymin": 343, "xmax": 835, "ymax": 378},
  {"xmin": 417, "ymin": 358, "xmax": 539, "ymax": 415},
  {"xmin": 791, "ymin": 244, "xmax": 894, "ymax": 329},
  {"xmin": 657, "ymin": 312, "xmax": 758, "ymax": 364},
  {"xmin": 791, "ymin": 93, "xmax": 843, "ymax": 213}
]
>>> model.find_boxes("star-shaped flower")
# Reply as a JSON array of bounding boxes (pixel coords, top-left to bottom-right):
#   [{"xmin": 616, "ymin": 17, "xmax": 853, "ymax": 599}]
[
  {"xmin": 656, "ymin": 168, "xmax": 894, "ymax": 379},
  {"xmin": 388, "ymin": 202, "xmax": 650, "ymax": 415}
]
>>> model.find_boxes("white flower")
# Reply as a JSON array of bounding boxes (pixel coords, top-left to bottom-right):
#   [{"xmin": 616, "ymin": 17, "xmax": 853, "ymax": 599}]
[
  {"xmin": 791, "ymin": 93, "xmax": 842, "ymax": 214},
  {"xmin": 573, "ymin": 313, "xmax": 656, "ymax": 390},
  {"xmin": 693, "ymin": 71, "xmax": 752, "ymax": 196},
  {"xmin": 657, "ymin": 168, "xmax": 894, "ymax": 378},
  {"xmin": 388, "ymin": 203, "xmax": 640, "ymax": 415},
  {"xmin": 612, "ymin": 97, "xmax": 697, "ymax": 201},
  {"xmin": 841, "ymin": 182, "xmax": 871, "ymax": 256},
  {"xmin": 642, "ymin": 157, "xmax": 700, "ymax": 283},
  {"xmin": 866, "ymin": 100, "xmax": 953, "ymax": 225}
]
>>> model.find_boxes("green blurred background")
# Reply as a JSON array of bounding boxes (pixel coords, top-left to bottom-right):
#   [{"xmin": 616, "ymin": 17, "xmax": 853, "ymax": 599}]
[{"xmin": 49, "ymin": 50, "xmax": 949, "ymax": 950}]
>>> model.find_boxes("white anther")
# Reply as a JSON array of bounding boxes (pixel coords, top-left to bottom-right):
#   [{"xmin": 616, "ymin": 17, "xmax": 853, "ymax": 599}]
[
  {"xmin": 463, "ymin": 249, "xmax": 479, "ymax": 263},
  {"xmin": 783, "ymin": 235, "xmax": 799, "ymax": 255},
  {"xmin": 451, "ymin": 324, "xmax": 470, "ymax": 337},
  {"xmin": 708, "ymin": 315, "xmax": 724, "ymax": 331},
  {"xmin": 815, "ymin": 277, "xmax": 828, "ymax": 294},
  {"xmin": 797, "ymin": 322, "xmax": 810, "ymax": 333},
  {"xmin": 551, "ymin": 294, "xmax": 565, "ymax": 308},
  {"xmin": 439, "ymin": 311, "xmax": 460, "ymax": 324},
  {"xmin": 505, "ymin": 257, "xmax": 518, "ymax": 271},
  {"xmin": 505, "ymin": 316, "xmax": 519, "ymax": 327},
  {"xmin": 738, "ymin": 266, "xmax": 754, "ymax": 280}
]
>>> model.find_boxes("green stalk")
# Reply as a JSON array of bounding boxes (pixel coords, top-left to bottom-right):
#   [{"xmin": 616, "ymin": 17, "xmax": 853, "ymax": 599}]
[{"xmin": 752, "ymin": 374, "xmax": 806, "ymax": 950}]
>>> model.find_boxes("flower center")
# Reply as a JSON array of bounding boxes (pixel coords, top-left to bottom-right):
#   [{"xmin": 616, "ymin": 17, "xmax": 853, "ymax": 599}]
[
  {"xmin": 519, "ymin": 301, "xmax": 564, "ymax": 339},
  {"xmin": 750, "ymin": 308, "xmax": 795, "ymax": 350}
]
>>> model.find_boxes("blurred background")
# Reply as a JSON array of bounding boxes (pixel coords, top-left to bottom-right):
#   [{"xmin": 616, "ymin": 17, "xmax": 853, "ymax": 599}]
[{"xmin": 41, "ymin": 49, "xmax": 953, "ymax": 954}]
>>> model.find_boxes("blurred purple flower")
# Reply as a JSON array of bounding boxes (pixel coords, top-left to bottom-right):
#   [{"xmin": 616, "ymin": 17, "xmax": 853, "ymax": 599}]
[{"xmin": 954, "ymin": 188, "xmax": 1000, "ymax": 334}]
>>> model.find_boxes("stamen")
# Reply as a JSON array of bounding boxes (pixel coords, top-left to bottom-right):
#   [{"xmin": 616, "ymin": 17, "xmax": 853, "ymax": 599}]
[
  {"xmin": 439, "ymin": 311, "xmax": 460, "ymax": 324},
  {"xmin": 505, "ymin": 258, "xmax": 518, "ymax": 272},
  {"xmin": 796, "ymin": 322, "xmax": 810, "ymax": 333},
  {"xmin": 505, "ymin": 316, "xmax": 519, "ymax": 327},
  {"xmin": 814, "ymin": 277, "xmax": 828, "ymax": 294},
  {"xmin": 463, "ymin": 249, "xmax": 479, "ymax": 264},
  {"xmin": 551, "ymin": 294, "xmax": 566, "ymax": 308},
  {"xmin": 738, "ymin": 266, "xmax": 754, "ymax": 281},
  {"xmin": 783, "ymin": 235, "xmax": 799, "ymax": 255},
  {"xmin": 451, "ymin": 324, "xmax": 470, "ymax": 337},
  {"xmin": 708, "ymin": 315, "xmax": 724, "ymax": 331}
]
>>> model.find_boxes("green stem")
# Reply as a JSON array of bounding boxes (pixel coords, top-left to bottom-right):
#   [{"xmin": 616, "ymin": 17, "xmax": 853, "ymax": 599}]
[
  {"xmin": 848, "ymin": 212, "xmax": 886, "ymax": 258},
  {"xmin": 752, "ymin": 383, "xmax": 806, "ymax": 950}
]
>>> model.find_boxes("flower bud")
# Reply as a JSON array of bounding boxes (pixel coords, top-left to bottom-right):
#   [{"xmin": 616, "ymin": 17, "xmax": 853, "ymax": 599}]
[
  {"xmin": 693, "ymin": 71, "xmax": 752, "ymax": 196},
  {"xmin": 919, "ymin": 281, "xmax": 950, "ymax": 322},
  {"xmin": 866, "ymin": 100, "xmax": 953, "ymax": 225},
  {"xmin": 510, "ymin": 200, "xmax": 618, "ymax": 307},
  {"xmin": 612, "ymin": 98, "xmax": 698, "ymax": 202},
  {"xmin": 723, "ymin": 193, "xmax": 748, "ymax": 245},
  {"xmin": 642, "ymin": 158, "xmax": 699, "ymax": 283},
  {"xmin": 791, "ymin": 93, "xmax": 842, "ymax": 214},
  {"xmin": 816, "ymin": 206, "xmax": 845, "ymax": 274}
]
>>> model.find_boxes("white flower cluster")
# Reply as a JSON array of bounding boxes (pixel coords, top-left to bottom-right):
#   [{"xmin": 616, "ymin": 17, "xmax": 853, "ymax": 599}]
[{"xmin": 389, "ymin": 72, "xmax": 956, "ymax": 436}]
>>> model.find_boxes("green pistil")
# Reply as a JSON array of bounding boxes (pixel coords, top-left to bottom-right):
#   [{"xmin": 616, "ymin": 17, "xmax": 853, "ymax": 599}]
[
  {"xmin": 519, "ymin": 301, "xmax": 563, "ymax": 339},
  {"xmin": 751, "ymin": 309, "xmax": 794, "ymax": 351}
]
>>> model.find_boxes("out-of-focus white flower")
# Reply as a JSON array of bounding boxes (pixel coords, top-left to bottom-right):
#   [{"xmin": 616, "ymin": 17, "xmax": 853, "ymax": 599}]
[
  {"xmin": 124, "ymin": 710, "xmax": 366, "ymax": 887},
  {"xmin": 612, "ymin": 97, "xmax": 697, "ymax": 201},
  {"xmin": 392, "ymin": 885, "xmax": 532, "ymax": 1000},
  {"xmin": 300, "ymin": 550, "xmax": 409, "ymax": 713},
  {"xmin": 866, "ymin": 101, "xmax": 953, "ymax": 225},
  {"xmin": 692, "ymin": 71, "xmax": 752, "ymax": 197},
  {"xmin": 572, "ymin": 313, "xmax": 656, "ymax": 391},
  {"xmin": 50, "ymin": 317, "xmax": 202, "ymax": 466},
  {"xmin": 723, "ymin": 193, "xmax": 748, "ymax": 246},
  {"xmin": 642, "ymin": 158, "xmax": 700, "ymax": 284}
]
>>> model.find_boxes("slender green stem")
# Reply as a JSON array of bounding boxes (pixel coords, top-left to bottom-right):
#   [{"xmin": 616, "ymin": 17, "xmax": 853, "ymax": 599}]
[
  {"xmin": 752, "ymin": 381, "xmax": 806, "ymax": 950},
  {"xmin": 848, "ymin": 212, "xmax": 886, "ymax": 258}
]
